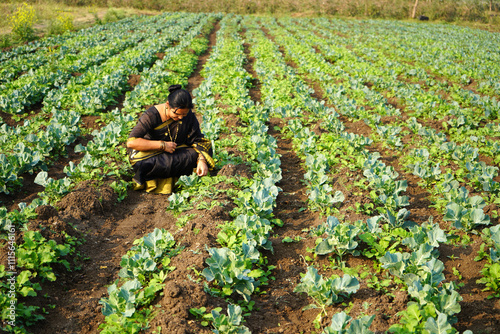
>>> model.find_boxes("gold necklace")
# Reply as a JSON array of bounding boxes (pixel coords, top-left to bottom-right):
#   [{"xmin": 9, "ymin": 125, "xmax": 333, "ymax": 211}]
[
  {"xmin": 164, "ymin": 103, "xmax": 178, "ymax": 143},
  {"xmin": 166, "ymin": 121, "xmax": 179, "ymax": 143}
]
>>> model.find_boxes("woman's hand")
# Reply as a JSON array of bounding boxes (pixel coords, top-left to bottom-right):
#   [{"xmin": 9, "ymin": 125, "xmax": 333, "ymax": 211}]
[
  {"xmin": 196, "ymin": 159, "xmax": 208, "ymax": 176},
  {"xmin": 163, "ymin": 141, "xmax": 177, "ymax": 153}
]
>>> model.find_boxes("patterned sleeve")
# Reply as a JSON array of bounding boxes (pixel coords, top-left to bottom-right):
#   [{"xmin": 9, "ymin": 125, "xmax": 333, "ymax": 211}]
[{"xmin": 186, "ymin": 114, "xmax": 215, "ymax": 169}]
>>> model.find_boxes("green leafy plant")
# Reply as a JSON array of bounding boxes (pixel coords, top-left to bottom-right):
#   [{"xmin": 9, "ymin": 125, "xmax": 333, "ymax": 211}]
[
  {"xmin": 294, "ymin": 266, "xmax": 360, "ymax": 328},
  {"xmin": 322, "ymin": 312, "xmax": 375, "ymax": 334},
  {"xmin": 442, "ymin": 187, "xmax": 490, "ymax": 231},
  {"xmin": 99, "ymin": 228, "xmax": 177, "ymax": 332},
  {"xmin": 477, "ymin": 262, "xmax": 500, "ymax": 298},
  {"xmin": 190, "ymin": 306, "xmax": 222, "ymax": 327},
  {"xmin": 17, "ymin": 230, "xmax": 71, "ymax": 282},
  {"xmin": 202, "ymin": 246, "xmax": 260, "ymax": 302},
  {"xmin": 312, "ymin": 216, "xmax": 361, "ymax": 267},
  {"xmin": 282, "ymin": 236, "xmax": 303, "ymax": 243},
  {"xmin": 211, "ymin": 304, "xmax": 251, "ymax": 334}
]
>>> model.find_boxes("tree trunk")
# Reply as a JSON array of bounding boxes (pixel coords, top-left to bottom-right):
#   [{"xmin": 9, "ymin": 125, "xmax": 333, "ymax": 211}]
[{"xmin": 412, "ymin": 0, "xmax": 419, "ymax": 18}]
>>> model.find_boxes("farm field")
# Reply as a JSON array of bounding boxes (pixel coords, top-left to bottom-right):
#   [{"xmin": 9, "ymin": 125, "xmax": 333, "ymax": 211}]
[{"xmin": 1, "ymin": 12, "xmax": 500, "ymax": 334}]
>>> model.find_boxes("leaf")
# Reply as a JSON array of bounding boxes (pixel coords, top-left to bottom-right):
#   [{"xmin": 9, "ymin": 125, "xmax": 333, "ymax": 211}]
[
  {"xmin": 424, "ymin": 312, "xmax": 452, "ymax": 334},
  {"xmin": 302, "ymin": 304, "xmax": 320, "ymax": 311},
  {"xmin": 328, "ymin": 311, "xmax": 351, "ymax": 331},
  {"xmin": 17, "ymin": 270, "xmax": 32, "ymax": 285},
  {"xmin": 347, "ymin": 315, "xmax": 376, "ymax": 334},
  {"xmin": 248, "ymin": 269, "xmax": 265, "ymax": 278},
  {"xmin": 366, "ymin": 216, "xmax": 382, "ymax": 233},
  {"xmin": 470, "ymin": 208, "xmax": 490, "ymax": 226},
  {"xmin": 443, "ymin": 202, "xmax": 463, "ymax": 222},
  {"xmin": 19, "ymin": 286, "xmax": 37, "ymax": 297},
  {"xmin": 380, "ymin": 252, "xmax": 406, "ymax": 277},
  {"xmin": 332, "ymin": 190, "xmax": 345, "ymax": 203},
  {"xmin": 435, "ymin": 288, "xmax": 462, "ymax": 316},
  {"xmin": 331, "ymin": 274, "xmax": 360, "ymax": 296},
  {"xmin": 34, "ymin": 171, "xmax": 50, "ymax": 187}
]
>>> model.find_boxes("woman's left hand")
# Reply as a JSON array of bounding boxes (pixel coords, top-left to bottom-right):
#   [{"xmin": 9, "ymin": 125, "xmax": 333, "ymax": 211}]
[{"xmin": 196, "ymin": 160, "xmax": 209, "ymax": 176}]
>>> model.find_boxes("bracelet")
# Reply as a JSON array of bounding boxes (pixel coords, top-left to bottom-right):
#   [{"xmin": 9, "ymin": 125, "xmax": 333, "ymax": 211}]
[
  {"xmin": 197, "ymin": 155, "xmax": 206, "ymax": 162},
  {"xmin": 160, "ymin": 141, "xmax": 165, "ymax": 151}
]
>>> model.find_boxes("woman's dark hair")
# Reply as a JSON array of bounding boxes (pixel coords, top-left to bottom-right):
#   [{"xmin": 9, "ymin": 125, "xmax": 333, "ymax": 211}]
[{"xmin": 168, "ymin": 84, "xmax": 193, "ymax": 109}]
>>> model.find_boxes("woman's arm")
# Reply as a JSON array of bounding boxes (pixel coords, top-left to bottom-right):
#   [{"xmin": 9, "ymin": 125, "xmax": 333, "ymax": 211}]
[
  {"xmin": 127, "ymin": 138, "xmax": 176, "ymax": 153},
  {"xmin": 128, "ymin": 107, "xmax": 179, "ymax": 152}
]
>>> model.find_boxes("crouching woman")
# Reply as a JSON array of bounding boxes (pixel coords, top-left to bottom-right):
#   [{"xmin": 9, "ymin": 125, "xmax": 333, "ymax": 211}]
[{"xmin": 126, "ymin": 84, "xmax": 214, "ymax": 194}]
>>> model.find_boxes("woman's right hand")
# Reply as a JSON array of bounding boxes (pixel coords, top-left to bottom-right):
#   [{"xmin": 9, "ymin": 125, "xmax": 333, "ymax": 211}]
[{"xmin": 163, "ymin": 141, "xmax": 177, "ymax": 153}]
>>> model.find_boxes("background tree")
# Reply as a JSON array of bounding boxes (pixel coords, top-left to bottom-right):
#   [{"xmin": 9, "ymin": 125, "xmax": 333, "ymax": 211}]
[{"xmin": 412, "ymin": 0, "xmax": 419, "ymax": 19}]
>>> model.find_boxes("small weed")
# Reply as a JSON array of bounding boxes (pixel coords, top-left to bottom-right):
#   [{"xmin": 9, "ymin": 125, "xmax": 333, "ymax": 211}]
[
  {"xmin": 452, "ymin": 267, "xmax": 462, "ymax": 280},
  {"xmin": 175, "ymin": 213, "xmax": 197, "ymax": 228},
  {"xmin": 282, "ymin": 235, "xmax": 303, "ymax": 243}
]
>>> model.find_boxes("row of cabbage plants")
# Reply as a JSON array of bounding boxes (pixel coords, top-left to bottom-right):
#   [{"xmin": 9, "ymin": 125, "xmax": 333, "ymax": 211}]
[
  {"xmin": 243, "ymin": 18, "xmax": 372, "ymax": 332},
  {"xmin": 245, "ymin": 17, "xmax": 386, "ymax": 332},
  {"xmin": 0, "ymin": 109, "xmax": 80, "ymax": 195},
  {"xmin": 167, "ymin": 15, "xmax": 282, "ymax": 333},
  {"xmin": 93, "ymin": 14, "xmax": 219, "ymax": 333}
]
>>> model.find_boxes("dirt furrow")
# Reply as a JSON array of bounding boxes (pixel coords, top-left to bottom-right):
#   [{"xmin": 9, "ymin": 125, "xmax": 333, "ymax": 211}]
[{"xmin": 238, "ymin": 27, "xmax": 321, "ymax": 333}]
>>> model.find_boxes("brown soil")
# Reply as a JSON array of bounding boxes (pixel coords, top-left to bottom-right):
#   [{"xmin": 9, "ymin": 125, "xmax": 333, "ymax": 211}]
[
  {"xmin": 0, "ymin": 110, "xmax": 19, "ymax": 127},
  {"xmin": 128, "ymin": 74, "xmax": 141, "ymax": 88},
  {"xmin": 186, "ymin": 22, "xmax": 219, "ymax": 93}
]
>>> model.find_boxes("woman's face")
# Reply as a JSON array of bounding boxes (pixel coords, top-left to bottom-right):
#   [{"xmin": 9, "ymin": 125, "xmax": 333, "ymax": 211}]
[{"xmin": 166, "ymin": 102, "xmax": 190, "ymax": 121}]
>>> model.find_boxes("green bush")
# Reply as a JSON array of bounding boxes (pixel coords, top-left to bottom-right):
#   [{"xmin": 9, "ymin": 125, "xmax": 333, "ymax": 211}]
[
  {"xmin": 48, "ymin": 11, "xmax": 74, "ymax": 35},
  {"xmin": 103, "ymin": 8, "xmax": 125, "ymax": 23}
]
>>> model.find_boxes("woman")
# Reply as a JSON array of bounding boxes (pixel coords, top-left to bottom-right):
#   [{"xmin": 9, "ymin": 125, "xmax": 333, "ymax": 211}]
[{"xmin": 127, "ymin": 85, "xmax": 214, "ymax": 194}]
